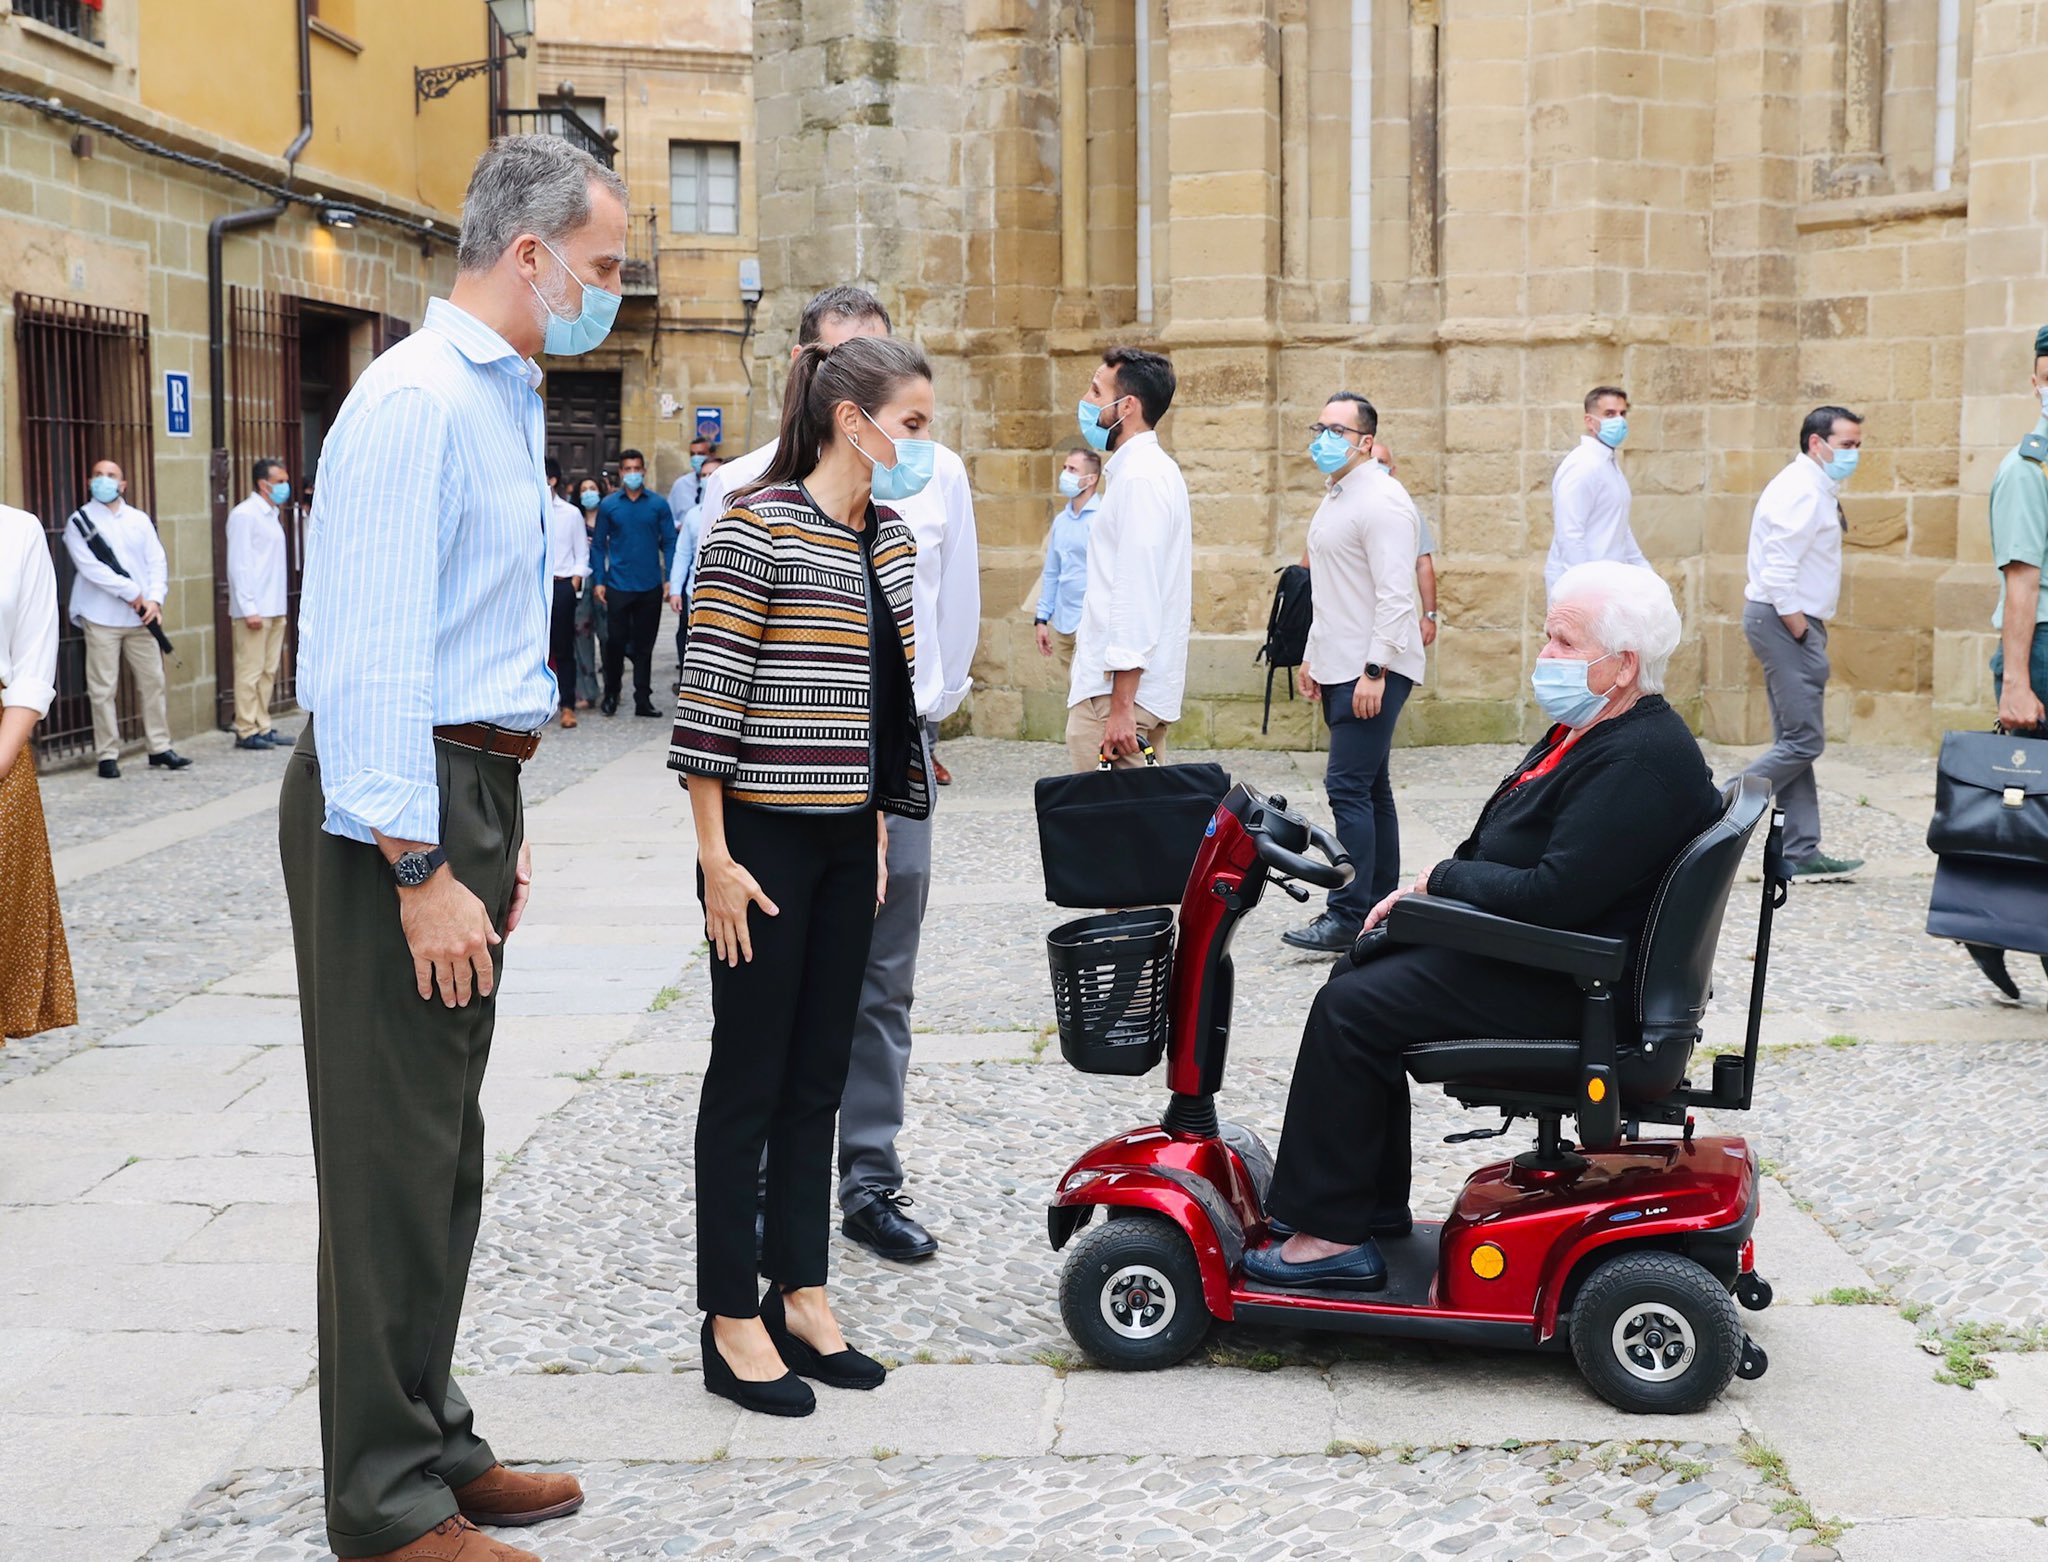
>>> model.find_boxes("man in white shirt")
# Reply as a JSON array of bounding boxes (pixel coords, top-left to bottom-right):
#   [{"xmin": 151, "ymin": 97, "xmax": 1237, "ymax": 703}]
[
  {"xmin": 1740, "ymin": 404, "xmax": 1866, "ymax": 879},
  {"xmin": 544, "ymin": 457, "xmax": 589, "ymax": 727},
  {"xmin": 667, "ymin": 434, "xmax": 713, "ymax": 519},
  {"xmin": 226, "ymin": 458, "xmax": 293, "ymax": 751},
  {"xmin": 1066, "ymin": 346, "xmax": 1190, "ymax": 771},
  {"xmin": 1546, "ymin": 384, "xmax": 1648, "ymax": 594},
  {"xmin": 711, "ymin": 285, "xmax": 982, "ymax": 1263},
  {"xmin": 667, "ymin": 452, "xmax": 721, "ymax": 689},
  {"xmin": 1285, "ymin": 393, "xmax": 1426, "ymax": 952},
  {"xmin": 62, "ymin": 457, "xmax": 190, "ymax": 778}
]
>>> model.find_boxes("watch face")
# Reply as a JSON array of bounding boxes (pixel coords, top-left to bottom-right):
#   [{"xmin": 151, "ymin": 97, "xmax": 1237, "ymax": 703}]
[{"xmin": 394, "ymin": 851, "xmax": 434, "ymax": 888}]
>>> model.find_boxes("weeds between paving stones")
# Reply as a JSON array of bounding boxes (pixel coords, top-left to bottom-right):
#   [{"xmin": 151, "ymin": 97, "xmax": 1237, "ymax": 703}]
[
  {"xmin": 648, "ymin": 983, "xmax": 681, "ymax": 1012},
  {"xmin": 1924, "ymin": 1320, "xmax": 2048, "ymax": 1388},
  {"xmin": 1740, "ymin": 1433, "xmax": 1852, "ymax": 1547},
  {"xmin": 1813, "ymin": 1284, "xmax": 1897, "ymax": 1306}
]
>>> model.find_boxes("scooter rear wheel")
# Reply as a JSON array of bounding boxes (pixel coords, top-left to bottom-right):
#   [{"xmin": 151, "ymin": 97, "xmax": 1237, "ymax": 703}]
[
  {"xmin": 1060, "ymin": 1214, "xmax": 1212, "ymax": 1370},
  {"xmin": 1569, "ymin": 1250, "xmax": 1743, "ymax": 1414}
]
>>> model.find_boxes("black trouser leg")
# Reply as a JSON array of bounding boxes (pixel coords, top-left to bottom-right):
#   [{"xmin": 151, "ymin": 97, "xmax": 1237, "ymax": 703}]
[
  {"xmin": 601, "ymin": 591, "xmax": 628, "ymax": 704},
  {"xmin": 623, "ymin": 589, "xmax": 661, "ymax": 705},
  {"xmin": 695, "ymin": 806, "xmax": 878, "ymax": 1316},
  {"xmin": 1266, "ymin": 945, "xmax": 1582, "ymax": 1245},
  {"xmin": 549, "ymin": 577, "xmax": 577, "ymax": 711},
  {"xmin": 280, "ymin": 720, "xmax": 521, "ymax": 1558},
  {"xmin": 1321, "ymin": 672, "xmax": 1413, "ymax": 918}
]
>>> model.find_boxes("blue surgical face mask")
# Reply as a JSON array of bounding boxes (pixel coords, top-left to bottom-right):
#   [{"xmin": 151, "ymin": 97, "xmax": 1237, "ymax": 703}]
[
  {"xmin": 622, "ymin": 471, "xmax": 645, "ymax": 491},
  {"xmin": 1531, "ymin": 651, "xmax": 1616, "ymax": 729},
  {"xmin": 690, "ymin": 453, "xmax": 707, "ymax": 474},
  {"xmin": 531, "ymin": 237, "xmax": 621, "ymax": 357},
  {"xmin": 1057, "ymin": 470, "xmax": 1085, "ymax": 500},
  {"xmin": 1309, "ymin": 429, "xmax": 1356, "ymax": 475},
  {"xmin": 89, "ymin": 474, "xmax": 120, "ymax": 505},
  {"xmin": 857, "ymin": 409, "xmax": 936, "ymax": 502},
  {"xmin": 269, "ymin": 481, "xmax": 292, "ymax": 505},
  {"xmin": 1077, "ymin": 396, "xmax": 1125, "ymax": 453},
  {"xmin": 1822, "ymin": 444, "xmax": 1860, "ymax": 484},
  {"xmin": 579, "ymin": 489, "xmax": 600, "ymax": 510},
  {"xmin": 1597, "ymin": 416, "xmax": 1628, "ymax": 449}
]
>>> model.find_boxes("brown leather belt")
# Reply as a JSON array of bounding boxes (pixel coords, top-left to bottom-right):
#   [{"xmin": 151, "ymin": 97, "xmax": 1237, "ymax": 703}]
[{"xmin": 433, "ymin": 722, "xmax": 543, "ymax": 762}]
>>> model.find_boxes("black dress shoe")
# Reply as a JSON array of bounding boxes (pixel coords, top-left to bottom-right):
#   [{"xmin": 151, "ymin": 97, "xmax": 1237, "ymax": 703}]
[
  {"xmin": 761, "ymin": 1288, "xmax": 887, "ymax": 1390},
  {"xmin": 147, "ymin": 749, "xmax": 193, "ymax": 770},
  {"xmin": 1265, "ymin": 1207, "xmax": 1413, "ymax": 1242},
  {"xmin": 234, "ymin": 734, "xmax": 273, "ymax": 751},
  {"xmin": 700, "ymin": 1318, "xmax": 814, "ymax": 1417},
  {"xmin": 97, "ymin": 758, "xmax": 121, "ymax": 780},
  {"xmin": 260, "ymin": 728, "xmax": 294, "ymax": 747},
  {"xmin": 633, "ymin": 699, "xmax": 661, "ymax": 717},
  {"xmin": 841, "ymin": 1188, "xmax": 938, "ymax": 1262},
  {"xmin": 1281, "ymin": 910, "xmax": 1355, "ymax": 953},
  {"xmin": 600, "ymin": 696, "xmax": 619, "ymax": 717}
]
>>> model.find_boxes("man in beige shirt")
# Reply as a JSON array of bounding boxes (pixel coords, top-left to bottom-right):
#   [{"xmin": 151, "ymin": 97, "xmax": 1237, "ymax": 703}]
[{"xmin": 1285, "ymin": 392, "xmax": 1425, "ymax": 953}]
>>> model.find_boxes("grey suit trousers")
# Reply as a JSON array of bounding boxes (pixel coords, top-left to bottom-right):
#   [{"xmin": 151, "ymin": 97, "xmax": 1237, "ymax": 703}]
[{"xmin": 1739, "ymin": 599, "xmax": 1828, "ymax": 863}]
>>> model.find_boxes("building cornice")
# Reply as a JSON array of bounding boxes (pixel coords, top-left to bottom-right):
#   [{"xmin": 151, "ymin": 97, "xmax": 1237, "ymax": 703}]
[
  {"xmin": 1796, "ymin": 186, "xmax": 1968, "ymax": 233},
  {"xmin": 533, "ymin": 39, "xmax": 749, "ymax": 79}
]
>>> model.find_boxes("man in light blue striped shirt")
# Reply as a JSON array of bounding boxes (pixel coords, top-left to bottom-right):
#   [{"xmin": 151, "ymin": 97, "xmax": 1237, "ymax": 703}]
[{"xmin": 281, "ymin": 136, "xmax": 626, "ymax": 1562}]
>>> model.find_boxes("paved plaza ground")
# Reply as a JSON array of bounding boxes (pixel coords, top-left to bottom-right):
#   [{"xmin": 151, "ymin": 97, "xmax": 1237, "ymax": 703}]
[{"xmin": 5, "ymin": 721, "xmax": 2048, "ymax": 1561}]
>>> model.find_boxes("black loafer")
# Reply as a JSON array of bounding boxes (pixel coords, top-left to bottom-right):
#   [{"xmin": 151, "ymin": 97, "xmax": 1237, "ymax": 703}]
[
  {"xmin": 1241, "ymin": 1238, "xmax": 1387, "ymax": 1291},
  {"xmin": 841, "ymin": 1188, "xmax": 938, "ymax": 1262},
  {"xmin": 634, "ymin": 700, "xmax": 661, "ymax": 718},
  {"xmin": 700, "ymin": 1318, "xmax": 814, "ymax": 1417},
  {"xmin": 147, "ymin": 749, "xmax": 193, "ymax": 770},
  {"xmin": 234, "ymin": 734, "xmax": 272, "ymax": 751},
  {"xmin": 600, "ymin": 696, "xmax": 618, "ymax": 717},
  {"xmin": 97, "ymin": 759, "xmax": 120, "ymax": 780},
  {"xmin": 1281, "ymin": 911, "xmax": 1355, "ymax": 953},
  {"xmin": 761, "ymin": 1289, "xmax": 886, "ymax": 1390},
  {"xmin": 1265, "ymin": 1207, "xmax": 1413, "ymax": 1242}
]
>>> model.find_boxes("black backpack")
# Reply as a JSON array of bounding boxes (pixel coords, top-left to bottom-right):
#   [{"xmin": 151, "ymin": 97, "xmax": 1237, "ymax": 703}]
[{"xmin": 1253, "ymin": 563, "xmax": 1313, "ymax": 733}]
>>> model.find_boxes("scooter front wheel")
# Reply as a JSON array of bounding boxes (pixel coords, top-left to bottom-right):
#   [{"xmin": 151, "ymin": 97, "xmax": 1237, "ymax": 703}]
[{"xmin": 1059, "ymin": 1214, "xmax": 1212, "ymax": 1370}]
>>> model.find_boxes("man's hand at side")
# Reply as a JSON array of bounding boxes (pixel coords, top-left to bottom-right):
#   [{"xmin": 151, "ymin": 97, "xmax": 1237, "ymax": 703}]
[
  {"xmin": 377, "ymin": 832, "xmax": 501, "ymax": 1007},
  {"xmin": 504, "ymin": 839, "xmax": 534, "ymax": 937}
]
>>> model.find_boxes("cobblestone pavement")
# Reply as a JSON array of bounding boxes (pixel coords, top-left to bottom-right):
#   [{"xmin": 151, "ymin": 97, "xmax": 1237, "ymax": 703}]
[{"xmin": 148, "ymin": 1444, "xmax": 1833, "ymax": 1562}]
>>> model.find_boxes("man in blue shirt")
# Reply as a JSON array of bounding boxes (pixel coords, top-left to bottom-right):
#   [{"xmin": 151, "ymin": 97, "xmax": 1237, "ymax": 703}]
[
  {"xmin": 591, "ymin": 447, "xmax": 674, "ymax": 716},
  {"xmin": 668, "ymin": 452, "xmax": 722, "ymax": 691},
  {"xmin": 1033, "ymin": 447, "xmax": 1099, "ymax": 680}
]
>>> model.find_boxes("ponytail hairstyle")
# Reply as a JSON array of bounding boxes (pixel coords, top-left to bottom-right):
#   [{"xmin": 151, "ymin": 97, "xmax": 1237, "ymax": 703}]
[{"xmin": 738, "ymin": 334, "xmax": 934, "ymax": 502}]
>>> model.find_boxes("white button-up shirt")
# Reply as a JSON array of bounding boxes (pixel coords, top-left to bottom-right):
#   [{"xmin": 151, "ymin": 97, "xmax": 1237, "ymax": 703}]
[
  {"xmin": 297, "ymin": 297, "xmax": 554, "ymax": 844},
  {"xmin": 1745, "ymin": 453, "xmax": 1845, "ymax": 621},
  {"xmin": 547, "ymin": 492, "xmax": 589, "ymax": 581},
  {"xmin": 226, "ymin": 490, "xmax": 290, "ymax": 618},
  {"xmin": 0, "ymin": 505, "xmax": 59, "ymax": 716},
  {"xmin": 1304, "ymin": 462, "xmax": 1426, "ymax": 688},
  {"xmin": 1546, "ymin": 434, "xmax": 1646, "ymax": 593},
  {"xmin": 62, "ymin": 498, "xmax": 167, "ymax": 630},
  {"xmin": 1067, "ymin": 431, "xmax": 1193, "ymax": 722},
  {"xmin": 698, "ymin": 436, "xmax": 983, "ymax": 721}
]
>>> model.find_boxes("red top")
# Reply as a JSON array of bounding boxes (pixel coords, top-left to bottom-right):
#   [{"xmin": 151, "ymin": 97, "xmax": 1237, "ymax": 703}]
[{"xmin": 1513, "ymin": 725, "xmax": 1585, "ymax": 788}]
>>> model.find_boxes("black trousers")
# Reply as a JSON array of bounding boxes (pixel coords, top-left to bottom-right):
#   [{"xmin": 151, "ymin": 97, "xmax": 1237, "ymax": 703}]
[
  {"xmin": 696, "ymin": 803, "xmax": 879, "ymax": 1316},
  {"xmin": 548, "ymin": 577, "xmax": 578, "ymax": 712},
  {"xmin": 280, "ymin": 719, "xmax": 521, "ymax": 1557},
  {"xmin": 602, "ymin": 586, "xmax": 663, "ymax": 706},
  {"xmin": 1266, "ymin": 944, "xmax": 1583, "ymax": 1245}
]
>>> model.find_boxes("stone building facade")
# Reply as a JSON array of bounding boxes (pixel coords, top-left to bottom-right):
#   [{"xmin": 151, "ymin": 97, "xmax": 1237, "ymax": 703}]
[{"xmin": 749, "ymin": 0, "xmax": 2048, "ymax": 750}]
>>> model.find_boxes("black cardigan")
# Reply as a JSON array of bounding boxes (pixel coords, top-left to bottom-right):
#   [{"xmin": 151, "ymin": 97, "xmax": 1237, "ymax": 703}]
[{"xmin": 1426, "ymin": 696, "xmax": 1721, "ymax": 951}]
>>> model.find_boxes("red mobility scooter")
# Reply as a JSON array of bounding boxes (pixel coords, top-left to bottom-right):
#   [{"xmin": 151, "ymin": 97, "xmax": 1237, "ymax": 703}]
[{"xmin": 1045, "ymin": 775, "xmax": 1784, "ymax": 1414}]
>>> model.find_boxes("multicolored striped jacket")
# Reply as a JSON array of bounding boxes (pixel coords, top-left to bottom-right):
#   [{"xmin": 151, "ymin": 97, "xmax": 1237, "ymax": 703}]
[{"xmin": 668, "ymin": 483, "xmax": 930, "ymax": 818}]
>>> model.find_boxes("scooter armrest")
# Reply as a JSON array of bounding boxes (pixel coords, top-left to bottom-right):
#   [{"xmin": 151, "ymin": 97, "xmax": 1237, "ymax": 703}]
[{"xmin": 1386, "ymin": 896, "xmax": 1628, "ymax": 985}]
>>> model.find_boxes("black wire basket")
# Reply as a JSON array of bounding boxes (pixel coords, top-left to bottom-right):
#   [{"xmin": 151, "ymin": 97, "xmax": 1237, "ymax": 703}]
[{"xmin": 1046, "ymin": 908, "xmax": 1176, "ymax": 1076}]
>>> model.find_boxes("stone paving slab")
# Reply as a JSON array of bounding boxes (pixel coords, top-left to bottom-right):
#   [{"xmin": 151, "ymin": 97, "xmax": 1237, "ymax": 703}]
[
  {"xmin": 0, "ymin": 1521, "xmax": 168, "ymax": 1562},
  {"xmin": 101, "ymin": 995, "xmax": 304, "ymax": 1049},
  {"xmin": 1836, "ymin": 1517, "xmax": 2048, "ymax": 1562},
  {"xmin": 10, "ymin": 1328, "xmax": 312, "ymax": 1418},
  {"xmin": 1055, "ymin": 1366, "xmax": 1338, "ymax": 1456}
]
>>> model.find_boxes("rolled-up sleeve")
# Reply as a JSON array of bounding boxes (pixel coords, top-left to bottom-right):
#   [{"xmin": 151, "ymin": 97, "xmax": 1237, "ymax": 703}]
[
  {"xmin": 670, "ymin": 507, "xmax": 774, "ymax": 781},
  {"xmin": 307, "ymin": 387, "xmax": 451, "ymax": 843},
  {"xmin": 3, "ymin": 526, "xmax": 59, "ymax": 715},
  {"xmin": 1365, "ymin": 498, "xmax": 1421, "ymax": 670},
  {"xmin": 933, "ymin": 458, "xmax": 982, "ymax": 718},
  {"xmin": 1102, "ymin": 476, "xmax": 1173, "ymax": 674}
]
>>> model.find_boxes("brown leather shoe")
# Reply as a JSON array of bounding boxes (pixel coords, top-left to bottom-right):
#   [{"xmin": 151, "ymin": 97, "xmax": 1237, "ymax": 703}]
[
  {"xmin": 352, "ymin": 1515, "xmax": 536, "ymax": 1562},
  {"xmin": 453, "ymin": 1464, "xmax": 585, "ymax": 1527},
  {"xmin": 558, "ymin": 709, "xmax": 577, "ymax": 729},
  {"xmin": 931, "ymin": 753, "xmax": 952, "ymax": 786}
]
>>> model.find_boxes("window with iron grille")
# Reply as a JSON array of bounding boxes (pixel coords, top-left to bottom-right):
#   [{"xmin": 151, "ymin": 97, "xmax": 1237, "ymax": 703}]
[
  {"xmin": 669, "ymin": 142, "xmax": 740, "ymax": 236},
  {"xmin": 13, "ymin": 293, "xmax": 158, "ymax": 763},
  {"xmin": 16, "ymin": 0, "xmax": 102, "ymax": 44}
]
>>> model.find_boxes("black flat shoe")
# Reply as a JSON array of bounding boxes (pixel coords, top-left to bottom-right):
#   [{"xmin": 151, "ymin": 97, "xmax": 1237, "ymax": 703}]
[
  {"xmin": 841, "ymin": 1188, "xmax": 938, "ymax": 1262},
  {"xmin": 761, "ymin": 1289, "xmax": 887, "ymax": 1391},
  {"xmin": 700, "ymin": 1318, "xmax": 814, "ymax": 1417},
  {"xmin": 97, "ymin": 759, "xmax": 121, "ymax": 780},
  {"xmin": 1241, "ymin": 1238, "xmax": 1388, "ymax": 1291}
]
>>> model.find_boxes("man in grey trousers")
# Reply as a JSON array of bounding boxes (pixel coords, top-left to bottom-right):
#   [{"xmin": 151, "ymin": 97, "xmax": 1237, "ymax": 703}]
[{"xmin": 1739, "ymin": 405, "xmax": 1867, "ymax": 881}]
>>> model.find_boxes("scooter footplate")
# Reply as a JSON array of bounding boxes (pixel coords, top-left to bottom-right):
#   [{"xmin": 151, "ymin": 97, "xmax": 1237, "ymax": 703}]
[{"xmin": 1240, "ymin": 1223, "xmax": 1441, "ymax": 1309}]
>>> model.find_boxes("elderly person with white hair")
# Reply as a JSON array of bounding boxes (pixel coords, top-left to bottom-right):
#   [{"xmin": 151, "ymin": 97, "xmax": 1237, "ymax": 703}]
[{"xmin": 1245, "ymin": 562, "xmax": 1721, "ymax": 1290}]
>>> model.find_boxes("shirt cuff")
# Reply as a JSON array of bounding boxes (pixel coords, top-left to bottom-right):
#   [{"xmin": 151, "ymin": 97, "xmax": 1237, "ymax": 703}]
[
  {"xmin": 0, "ymin": 677, "xmax": 56, "ymax": 716},
  {"xmin": 1101, "ymin": 644, "xmax": 1151, "ymax": 673},
  {"xmin": 320, "ymin": 767, "xmax": 441, "ymax": 845},
  {"xmin": 1367, "ymin": 637, "xmax": 1406, "ymax": 669}
]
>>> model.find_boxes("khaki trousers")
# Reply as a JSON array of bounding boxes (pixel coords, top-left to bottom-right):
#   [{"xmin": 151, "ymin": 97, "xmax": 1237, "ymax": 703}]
[
  {"xmin": 83, "ymin": 620, "xmax": 171, "ymax": 762},
  {"xmin": 232, "ymin": 615, "xmax": 288, "ymax": 737},
  {"xmin": 1065, "ymin": 693, "xmax": 1172, "ymax": 772}
]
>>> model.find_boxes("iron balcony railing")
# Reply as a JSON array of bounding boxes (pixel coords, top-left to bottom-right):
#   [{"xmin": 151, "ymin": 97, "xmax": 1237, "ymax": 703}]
[
  {"xmin": 621, "ymin": 209, "xmax": 658, "ymax": 295},
  {"xmin": 494, "ymin": 106, "xmax": 614, "ymax": 170},
  {"xmin": 16, "ymin": 0, "xmax": 99, "ymax": 42}
]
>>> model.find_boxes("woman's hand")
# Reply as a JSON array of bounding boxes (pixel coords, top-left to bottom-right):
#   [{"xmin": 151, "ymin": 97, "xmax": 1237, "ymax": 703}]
[
  {"xmin": 701, "ymin": 850, "xmax": 778, "ymax": 966},
  {"xmin": 1362, "ymin": 867, "xmax": 1438, "ymax": 932},
  {"xmin": 876, "ymin": 814, "xmax": 890, "ymax": 911}
]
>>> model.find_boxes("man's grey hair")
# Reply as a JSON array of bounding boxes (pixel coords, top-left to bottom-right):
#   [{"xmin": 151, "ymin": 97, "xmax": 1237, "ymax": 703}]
[
  {"xmin": 457, "ymin": 135, "xmax": 628, "ymax": 274},
  {"xmin": 1551, "ymin": 561, "xmax": 1682, "ymax": 694}
]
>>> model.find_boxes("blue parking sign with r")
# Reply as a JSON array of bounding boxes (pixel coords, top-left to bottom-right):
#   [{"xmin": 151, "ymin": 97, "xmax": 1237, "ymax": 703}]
[{"xmin": 165, "ymin": 371, "xmax": 192, "ymax": 438}]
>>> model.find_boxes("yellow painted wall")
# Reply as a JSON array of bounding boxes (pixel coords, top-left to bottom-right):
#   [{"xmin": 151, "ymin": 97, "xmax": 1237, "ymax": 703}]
[{"xmin": 137, "ymin": 0, "xmax": 488, "ymax": 219}]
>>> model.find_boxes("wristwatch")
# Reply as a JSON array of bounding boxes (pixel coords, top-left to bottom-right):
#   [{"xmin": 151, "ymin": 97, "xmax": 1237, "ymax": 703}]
[
  {"xmin": 1424, "ymin": 610, "xmax": 1439, "ymax": 622},
  {"xmin": 392, "ymin": 846, "xmax": 448, "ymax": 888},
  {"xmin": 1364, "ymin": 662, "xmax": 1385, "ymax": 680}
]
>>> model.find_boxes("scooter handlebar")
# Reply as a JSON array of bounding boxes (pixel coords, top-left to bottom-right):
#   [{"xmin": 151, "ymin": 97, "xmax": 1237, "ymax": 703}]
[{"xmin": 1253, "ymin": 819, "xmax": 1354, "ymax": 890}]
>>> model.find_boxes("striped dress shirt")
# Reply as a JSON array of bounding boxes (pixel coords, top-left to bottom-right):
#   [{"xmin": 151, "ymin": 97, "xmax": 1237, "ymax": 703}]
[{"xmin": 297, "ymin": 297, "xmax": 555, "ymax": 844}]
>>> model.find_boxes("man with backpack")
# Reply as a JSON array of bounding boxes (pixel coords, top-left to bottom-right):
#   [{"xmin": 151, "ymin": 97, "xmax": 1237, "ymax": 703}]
[{"xmin": 1282, "ymin": 393, "xmax": 1425, "ymax": 952}]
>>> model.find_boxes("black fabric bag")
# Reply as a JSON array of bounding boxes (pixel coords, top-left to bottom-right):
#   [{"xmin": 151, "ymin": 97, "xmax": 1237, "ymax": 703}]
[
  {"xmin": 1253, "ymin": 564, "xmax": 1313, "ymax": 734},
  {"xmin": 1035, "ymin": 755, "xmax": 1232, "ymax": 908},
  {"xmin": 1924, "ymin": 728, "xmax": 2048, "ymax": 868},
  {"xmin": 1926, "ymin": 855, "xmax": 2048, "ymax": 958}
]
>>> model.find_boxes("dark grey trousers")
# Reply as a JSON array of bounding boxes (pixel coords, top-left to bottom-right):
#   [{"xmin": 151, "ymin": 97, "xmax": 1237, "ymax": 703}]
[
  {"xmin": 280, "ymin": 719, "xmax": 521, "ymax": 1557},
  {"xmin": 1739, "ymin": 599, "xmax": 1828, "ymax": 862}
]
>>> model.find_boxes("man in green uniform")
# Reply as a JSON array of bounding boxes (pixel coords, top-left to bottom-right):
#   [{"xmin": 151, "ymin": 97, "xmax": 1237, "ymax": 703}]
[{"xmin": 1987, "ymin": 324, "xmax": 2048, "ymax": 734}]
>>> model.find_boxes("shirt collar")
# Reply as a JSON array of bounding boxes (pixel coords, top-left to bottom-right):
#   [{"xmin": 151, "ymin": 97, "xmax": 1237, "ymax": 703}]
[
  {"xmin": 1104, "ymin": 428, "xmax": 1159, "ymax": 477},
  {"xmin": 250, "ymin": 489, "xmax": 279, "ymax": 511},
  {"xmin": 1326, "ymin": 457, "xmax": 1384, "ymax": 498},
  {"xmin": 1070, "ymin": 490, "xmax": 1102, "ymax": 518},
  {"xmin": 1580, "ymin": 433, "xmax": 1616, "ymax": 462},
  {"xmin": 1796, "ymin": 451, "xmax": 1840, "ymax": 495},
  {"xmin": 423, "ymin": 297, "xmax": 543, "ymax": 390}
]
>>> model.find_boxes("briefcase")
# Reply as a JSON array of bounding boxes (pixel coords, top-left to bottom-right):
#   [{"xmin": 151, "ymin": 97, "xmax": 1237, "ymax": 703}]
[
  {"xmin": 1925, "ymin": 855, "xmax": 2048, "ymax": 958},
  {"xmin": 1034, "ymin": 751, "xmax": 1231, "ymax": 909},
  {"xmin": 1924, "ymin": 727, "xmax": 2048, "ymax": 868}
]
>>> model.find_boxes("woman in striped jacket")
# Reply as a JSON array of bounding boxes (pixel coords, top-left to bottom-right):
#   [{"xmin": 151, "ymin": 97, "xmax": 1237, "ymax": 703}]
[{"xmin": 669, "ymin": 333, "xmax": 935, "ymax": 1417}]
